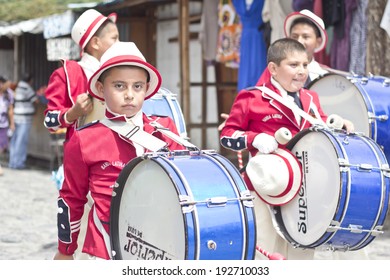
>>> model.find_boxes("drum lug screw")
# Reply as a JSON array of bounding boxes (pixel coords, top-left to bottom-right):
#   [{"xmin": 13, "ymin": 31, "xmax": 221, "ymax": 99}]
[
  {"xmin": 207, "ymin": 240, "xmax": 217, "ymax": 250},
  {"xmin": 360, "ymin": 77, "xmax": 369, "ymax": 84}
]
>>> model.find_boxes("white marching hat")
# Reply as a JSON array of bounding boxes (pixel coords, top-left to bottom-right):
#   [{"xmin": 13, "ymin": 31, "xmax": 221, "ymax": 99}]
[
  {"xmin": 284, "ymin": 9, "xmax": 328, "ymax": 53},
  {"xmin": 71, "ymin": 9, "xmax": 117, "ymax": 50},
  {"xmin": 246, "ymin": 148, "xmax": 302, "ymax": 206},
  {"xmin": 88, "ymin": 41, "xmax": 162, "ymax": 101}
]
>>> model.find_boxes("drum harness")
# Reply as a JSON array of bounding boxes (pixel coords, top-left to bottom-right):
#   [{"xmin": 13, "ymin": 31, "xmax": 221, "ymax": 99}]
[
  {"xmin": 255, "ymin": 86, "xmax": 328, "ymax": 128},
  {"xmin": 100, "ymin": 118, "xmax": 197, "ymax": 152}
]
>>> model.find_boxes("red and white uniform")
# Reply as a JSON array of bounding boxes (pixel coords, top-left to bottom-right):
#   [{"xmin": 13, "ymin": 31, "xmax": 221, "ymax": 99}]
[
  {"xmin": 44, "ymin": 54, "xmax": 99, "ymax": 140},
  {"xmin": 220, "ymin": 77, "xmax": 328, "ymax": 260},
  {"xmin": 220, "ymin": 78, "xmax": 328, "ymax": 191},
  {"xmin": 57, "ymin": 111, "xmax": 184, "ymax": 259}
]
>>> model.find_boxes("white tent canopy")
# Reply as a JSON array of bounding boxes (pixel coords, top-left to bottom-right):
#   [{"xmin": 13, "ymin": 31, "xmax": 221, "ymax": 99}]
[{"xmin": 0, "ymin": 18, "xmax": 44, "ymax": 38}]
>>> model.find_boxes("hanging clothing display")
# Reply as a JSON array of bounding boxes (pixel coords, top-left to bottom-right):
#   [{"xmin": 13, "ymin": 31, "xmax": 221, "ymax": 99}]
[
  {"xmin": 262, "ymin": 0, "xmax": 294, "ymax": 44},
  {"xmin": 293, "ymin": 0, "xmax": 314, "ymax": 11},
  {"xmin": 312, "ymin": 0, "xmax": 331, "ymax": 66},
  {"xmin": 381, "ymin": 0, "xmax": 390, "ymax": 37},
  {"xmin": 216, "ymin": 0, "xmax": 242, "ymax": 68},
  {"xmin": 329, "ymin": 0, "xmax": 357, "ymax": 71},
  {"xmin": 366, "ymin": 0, "xmax": 390, "ymax": 77},
  {"xmin": 232, "ymin": 0, "xmax": 267, "ymax": 91},
  {"xmin": 199, "ymin": 0, "xmax": 220, "ymax": 63},
  {"xmin": 349, "ymin": 0, "xmax": 368, "ymax": 75}
]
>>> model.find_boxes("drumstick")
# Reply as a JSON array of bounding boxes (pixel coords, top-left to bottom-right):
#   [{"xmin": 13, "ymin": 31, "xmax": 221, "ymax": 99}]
[
  {"xmin": 274, "ymin": 127, "xmax": 292, "ymax": 145},
  {"xmin": 326, "ymin": 114, "xmax": 344, "ymax": 129},
  {"xmin": 256, "ymin": 245, "xmax": 286, "ymax": 260}
]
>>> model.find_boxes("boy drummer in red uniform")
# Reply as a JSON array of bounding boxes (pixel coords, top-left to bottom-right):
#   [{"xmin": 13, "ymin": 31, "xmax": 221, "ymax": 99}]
[
  {"xmin": 53, "ymin": 42, "xmax": 184, "ymax": 260},
  {"xmin": 220, "ymin": 38, "xmax": 353, "ymax": 260}
]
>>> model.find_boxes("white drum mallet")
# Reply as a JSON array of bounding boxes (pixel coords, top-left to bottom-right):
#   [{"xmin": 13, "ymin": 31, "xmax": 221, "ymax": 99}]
[
  {"xmin": 274, "ymin": 127, "xmax": 293, "ymax": 145},
  {"xmin": 326, "ymin": 114, "xmax": 344, "ymax": 129}
]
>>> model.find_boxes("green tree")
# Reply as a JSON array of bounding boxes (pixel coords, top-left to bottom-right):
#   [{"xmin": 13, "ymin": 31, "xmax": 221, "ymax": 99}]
[{"xmin": 0, "ymin": 0, "xmax": 104, "ymax": 22}]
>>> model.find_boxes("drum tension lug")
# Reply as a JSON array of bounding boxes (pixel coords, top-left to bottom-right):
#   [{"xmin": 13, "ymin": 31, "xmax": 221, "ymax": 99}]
[
  {"xmin": 372, "ymin": 226, "xmax": 384, "ymax": 236},
  {"xmin": 382, "ymin": 164, "xmax": 390, "ymax": 177},
  {"xmin": 328, "ymin": 220, "xmax": 340, "ymax": 232},
  {"xmin": 369, "ymin": 114, "xmax": 389, "ymax": 122},
  {"xmin": 240, "ymin": 190, "xmax": 255, "ymax": 208},
  {"xmin": 207, "ymin": 197, "xmax": 228, "ymax": 207},
  {"xmin": 179, "ymin": 195, "xmax": 195, "ymax": 213},
  {"xmin": 348, "ymin": 224, "xmax": 363, "ymax": 234},
  {"xmin": 338, "ymin": 159, "xmax": 349, "ymax": 172},
  {"xmin": 357, "ymin": 164, "xmax": 373, "ymax": 172}
]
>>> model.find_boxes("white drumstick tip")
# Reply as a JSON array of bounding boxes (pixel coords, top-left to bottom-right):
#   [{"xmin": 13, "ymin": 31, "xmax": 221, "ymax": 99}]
[
  {"xmin": 326, "ymin": 114, "xmax": 344, "ymax": 129},
  {"xmin": 275, "ymin": 127, "xmax": 292, "ymax": 145}
]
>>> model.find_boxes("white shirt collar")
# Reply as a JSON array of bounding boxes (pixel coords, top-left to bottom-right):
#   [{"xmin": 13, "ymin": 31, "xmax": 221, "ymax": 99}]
[{"xmin": 308, "ymin": 59, "xmax": 328, "ymax": 81}]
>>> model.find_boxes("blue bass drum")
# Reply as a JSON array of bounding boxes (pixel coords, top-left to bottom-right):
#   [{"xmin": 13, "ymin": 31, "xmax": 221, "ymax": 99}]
[
  {"xmin": 272, "ymin": 128, "xmax": 390, "ymax": 251},
  {"xmin": 308, "ymin": 74, "xmax": 390, "ymax": 160},
  {"xmin": 110, "ymin": 150, "xmax": 256, "ymax": 260},
  {"xmin": 143, "ymin": 87, "xmax": 187, "ymax": 139}
]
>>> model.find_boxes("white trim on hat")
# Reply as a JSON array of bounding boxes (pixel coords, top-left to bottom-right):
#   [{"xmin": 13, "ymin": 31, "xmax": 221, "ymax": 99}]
[
  {"xmin": 284, "ymin": 9, "xmax": 328, "ymax": 53},
  {"xmin": 246, "ymin": 148, "xmax": 302, "ymax": 206},
  {"xmin": 88, "ymin": 42, "xmax": 162, "ymax": 101}
]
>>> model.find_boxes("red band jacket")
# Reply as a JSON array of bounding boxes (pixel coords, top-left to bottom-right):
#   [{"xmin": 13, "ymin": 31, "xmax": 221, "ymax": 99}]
[
  {"xmin": 220, "ymin": 81, "xmax": 328, "ymax": 190},
  {"xmin": 43, "ymin": 59, "xmax": 88, "ymax": 140}
]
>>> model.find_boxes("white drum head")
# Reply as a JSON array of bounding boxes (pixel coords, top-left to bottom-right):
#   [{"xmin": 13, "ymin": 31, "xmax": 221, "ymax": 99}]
[
  {"xmin": 309, "ymin": 74, "xmax": 370, "ymax": 136},
  {"xmin": 278, "ymin": 131, "xmax": 341, "ymax": 246},
  {"xmin": 115, "ymin": 159, "xmax": 185, "ymax": 259}
]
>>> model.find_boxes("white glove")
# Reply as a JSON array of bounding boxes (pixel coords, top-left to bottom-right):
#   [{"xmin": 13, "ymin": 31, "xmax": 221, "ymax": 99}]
[{"xmin": 252, "ymin": 133, "xmax": 278, "ymax": 154}]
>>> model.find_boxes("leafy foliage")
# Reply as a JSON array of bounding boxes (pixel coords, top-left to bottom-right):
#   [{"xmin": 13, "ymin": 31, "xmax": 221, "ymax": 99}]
[{"xmin": 0, "ymin": 0, "xmax": 104, "ymax": 22}]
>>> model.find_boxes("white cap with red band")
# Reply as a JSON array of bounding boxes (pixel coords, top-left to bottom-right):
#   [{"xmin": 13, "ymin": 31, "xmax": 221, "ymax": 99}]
[
  {"xmin": 71, "ymin": 9, "xmax": 117, "ymax": 50},
  {"xmin": 246, "ymin": 148, "xmax": 303, "ymax": 206},
  {"xmin": 88, "ymin": 41, "xmax": 162, "ymax": 101},
  {"xmin": 284, "ymin": 9, "xmax": 328, "ymax": 53}
]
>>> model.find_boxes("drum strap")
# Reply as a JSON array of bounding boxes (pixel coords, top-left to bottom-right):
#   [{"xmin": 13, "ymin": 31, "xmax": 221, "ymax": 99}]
[
  {"xmin": 255, "ymin": 86, "xmax": 327, "ymax": 127},
  {"xmin": 100, "ymin": 118, "xmax": 167, "ymax": 152},
  {"xmin": 149, "ymin": 121, "xmax": 198, "ymax": 150}
]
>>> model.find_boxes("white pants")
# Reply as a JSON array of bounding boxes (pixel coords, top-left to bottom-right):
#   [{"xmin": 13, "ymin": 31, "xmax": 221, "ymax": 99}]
[{"xmin": 252, "ymin": 191, "xmax": 314, "ymax": 260}]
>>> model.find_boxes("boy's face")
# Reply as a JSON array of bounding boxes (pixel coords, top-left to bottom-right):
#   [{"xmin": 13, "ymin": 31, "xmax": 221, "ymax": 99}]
[
  {"xmin": 96, "ymin": 66, "xmax": 149, "ymax": 118},
  {"xmin": 268, "ymin": 50, "xmax": 309, "ymax": 93},
  {"xmin": 289, "ymin": 23, "xmax": 322, "ymax": 60}
]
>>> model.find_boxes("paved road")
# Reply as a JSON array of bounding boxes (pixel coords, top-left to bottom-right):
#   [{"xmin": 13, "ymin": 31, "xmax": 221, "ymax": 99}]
[{"xmin": 0, "ymin": 163, "xmax": 390, "ymax": 260}]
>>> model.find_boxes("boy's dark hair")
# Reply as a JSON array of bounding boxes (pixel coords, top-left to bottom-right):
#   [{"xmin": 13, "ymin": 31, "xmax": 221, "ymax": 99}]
[
  {"xmin": 290, "ymin": 18, "xmax": 321, "ymax": 38},
  {"xmin": 267, "ymin": 38, "xmax": 307, "ymax": 65},
  {"xmin": 21, "ymin": 72, "xmax": 33, "ymax": 83}
]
